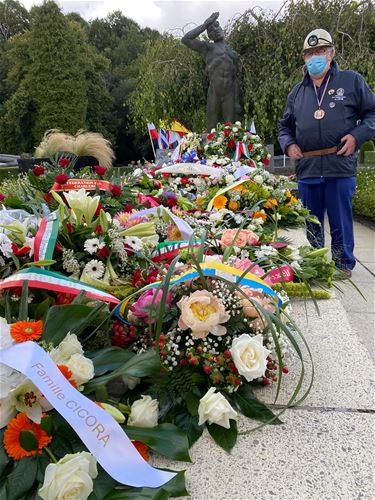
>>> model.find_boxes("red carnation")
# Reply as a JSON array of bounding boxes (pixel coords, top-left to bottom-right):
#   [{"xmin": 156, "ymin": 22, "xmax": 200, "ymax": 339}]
[
  {"xmin": 207, "ymin": 133, "xmax": 214, "ymax": 140},
  {"xmin": 96, "ymin": 246, "xmax": 110, "ymax": 260},
  {"xmin": 94, "ymin": 165, "xmax": 107, "ymax": 176},
  {"xmin": 263, "ymin": 158, "xmax": 270, "ymax": 166},
  {"xmin": 224, "ymin": 129, "xmax": 231, "ymax": 136},
  {"xmin": 32, "ymin": 165, "xmax": 45, "ymax": 176},
  {"xmin": 58, "ymin": 158, "xmax": 70, "ymax": 168},
  {"xmin": 180, "ymin": 177, "xmax": 189, "ymax": 185},
  {"xmin": 55, "ymin": 174, "xmax": 69, "ymax": 185},
  {"xmin": 228, "ymin": 139, "xmax": 236, "ymax": 149},
  {"xmin": 110, "ymin": 184, "xmax": 122, "ymax": 197}
]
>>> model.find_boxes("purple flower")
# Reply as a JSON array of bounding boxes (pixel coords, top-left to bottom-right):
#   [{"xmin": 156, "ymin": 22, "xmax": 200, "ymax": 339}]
[{"xmin": 130, "ymin": 288, "xmax": 172, "ymax": 324}]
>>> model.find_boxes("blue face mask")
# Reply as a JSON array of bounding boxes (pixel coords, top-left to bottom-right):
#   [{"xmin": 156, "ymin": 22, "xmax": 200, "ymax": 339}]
[{"xmin": 306, "ymin": 55, "xmax": 327, "ymax": 77}]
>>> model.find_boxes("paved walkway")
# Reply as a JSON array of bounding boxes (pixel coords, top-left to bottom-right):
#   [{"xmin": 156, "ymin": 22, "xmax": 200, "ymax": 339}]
[{"xmin": 154, "ymin": 222, "xmax": 375, "ymax": 499}]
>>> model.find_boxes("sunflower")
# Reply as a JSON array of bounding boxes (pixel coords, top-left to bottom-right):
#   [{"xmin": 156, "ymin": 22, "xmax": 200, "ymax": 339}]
[
  {"xmin": 57, "ymin": 365, "xmax": 77, "ymax": 388},
  {"xmin": 212, "ymin": 195, "xmax": 228, "ymax": 209},
  {"xmin": 10, "ymin": 320, "xmax": 43, "ymax": 343},
  {"xmin": 4, "ymin": 412, "xmax": 52, "ymax": 460}
]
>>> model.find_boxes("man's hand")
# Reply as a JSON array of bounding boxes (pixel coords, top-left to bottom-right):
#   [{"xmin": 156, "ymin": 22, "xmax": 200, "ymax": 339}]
[
  {"xmin": 286, "ymin": 144, "xmax": 303, "ymax": 160},
  {"xmin": 204, "ymin": 12, "xmax": 219, "ymax": 28},
  {"xmin": 337, "ymin": 134, "xmax": 357, "ymax": 156}
]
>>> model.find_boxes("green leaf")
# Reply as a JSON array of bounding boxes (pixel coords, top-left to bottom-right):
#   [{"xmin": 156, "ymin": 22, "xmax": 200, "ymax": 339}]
[
  {"xmin": 206, "ymin": 420, "xmax": 237, "ymax": 453},
  {"xmin": 89, "ymin": 346, "xmax": 134, "ymax": 376},
  {"xmin": 85, "ymin": 350, "xmax": 160, "ymax": 392},
  {"xmin": 232, "ymin": 383, "xmax": 282, "ymax": 425},
  {"xmin": 5, "ymin": 457, "xmax": 38, "ymax": 500},
  {"xmin": 42, "ymin": 303, "xmax": 108, "ymax": 345},
  {"xmin": 125, "ymin": 423, "xmax": 191, "ymax": 462},
  {"xmin": 40, "ymin": 414, "xmax": 53, "ymax": 436},
  {"xmin": 23, "ymin": 260, "xmax": 56, "ymax": 268},
  {"xmin": 104, "ymin": 470, "xmax": 188, "ymax": 499},
  {"xmin": 19, "ymin": 430, "xmax": 39, "ymax": 451},
  {"xmin": 34, "ymin": 298, "xmax": 52, "ymax": 320},
  {"xmin": 0, "ymin": 431, "xmax": 11, "ymax": 477},
  {"xmin": 173, "ymin": 412, "xmax": 203, "ymax": 447},
  {"xmin": 18, "ymin": 281, "xmax": 28, "ymax": 321},
  {"xmin": 88, "ymin": 466, "xmax": 117, "ymax": 500}
]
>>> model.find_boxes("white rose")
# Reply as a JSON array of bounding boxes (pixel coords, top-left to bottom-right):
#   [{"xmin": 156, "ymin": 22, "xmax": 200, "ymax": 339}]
[
  {"xmin": 50, "ymin": 333, "xmax": 84, "ymax": 364},
  {"xmin": 66, "ymin": 354, "xmax": 94, "ymax": 389},
  {"xmin": 232, "ymin": 127, "xmax": 238, "ymax": 133},
  {"xmin": 225, "ymin": 174, "xmax": 235, "ymax": 184},
  {"xmin": 128, "ymin": 395, "xmax": 159, "ymax": 428},
  {"xmin": 39, "ymin": 452, "xmax": 97, "ymax": 500},
  {"xmin": 210, "ymin": 128, "xmax": 216, "ymax": 133},
  {"xmin": 254, "ymin": 174, "xmax": 263, "ymax": 185},
  {"xmin": 230, "ymin": 334, "xmax": 271, "ymax": 382},
  {"xmin": 198, "ymin": 388, "xmax": 237, "ymax": 429},
  {"xmin": 122, "ymin": 375, "xmax": 140, "ymax": 390},
  {"xmin": 235, "ymin": 121, "xmax": 242, "ymax": 126}
]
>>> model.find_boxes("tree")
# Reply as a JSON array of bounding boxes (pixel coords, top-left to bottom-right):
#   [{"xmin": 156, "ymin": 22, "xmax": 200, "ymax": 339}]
[{"xmin": 0, "ymin": 0, "xmax": 29, "ymax": 42}]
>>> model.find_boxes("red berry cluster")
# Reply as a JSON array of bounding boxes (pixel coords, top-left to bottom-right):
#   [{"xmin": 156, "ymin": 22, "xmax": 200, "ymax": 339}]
[
  {"xmin": 262, "ymin": 355, "xmax": 289, "ymax": 385},
  {"xmin": 111, "ymin": 320, "xmax": 137, "ymax": 347}
]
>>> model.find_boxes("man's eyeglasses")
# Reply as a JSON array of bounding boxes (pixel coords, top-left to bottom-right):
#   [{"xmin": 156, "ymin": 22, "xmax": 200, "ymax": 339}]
[{"xmin": 303, "ymin": 47, "xmax": 329, "ymax": 59}]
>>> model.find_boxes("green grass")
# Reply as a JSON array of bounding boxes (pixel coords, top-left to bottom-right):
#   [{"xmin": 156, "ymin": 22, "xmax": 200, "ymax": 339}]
[
  {"xmin": 353, "ymin": 166, "xmax": 375, "ymax": 221},
  {"xmin": 0, "ymin": 167, "xmax": 18, "ymax": 181}
]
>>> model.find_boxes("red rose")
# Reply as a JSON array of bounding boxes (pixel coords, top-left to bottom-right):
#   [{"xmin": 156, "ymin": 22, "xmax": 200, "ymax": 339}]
[
  {"xmin": 110, "ymin": 184, "xmax": 122, "ymax": 197},
  {"xmin": 58, "ymin": 158, "xmax": 70, "ymax": 168},
  {"xmin": 263, "ymin": 158, "xmax": 270, "ymax": 166},
  {"xmin": 55, "ymin": 174, "xmax": 69, "ymax": 185},
  {"xmin": 95, "ymin": 202, "xmax": 104, "ymax": 216},
  {"xmin": 224, "ymin": 122, "xmax": 232, "ymax": 126},
  {"xmin": 207, "ymin": 133, "xmax": 214, "ymax": 140},
  {"xmin": 0, "ymin": 193, "xmax": 5, "ymax": 202},
  {"xmin": 228, "ymin": 139, "xmax": 236, "ymax": 149},
  {"xmin": 96, "ymin": 246, "xmax": 110, "ymax": 259},
  {"xmin": 32, "ymin": 165, "xmax": 45, "ymax": 176},
  {"xmin": 124, "ymin": 204, "xmax": 134, "ymax": 212},
  {"xmin": 162, "ymin": 173, "xmax": 171, "ymax": 178},
  {"xmin": 94, "ymin": 165, "xmax": 107, "ymax": 176},
  {"xmin": 95, "ymin": 225, "xmax": 103, "ymax": 236},
  {"xmin": 180, "ymin": 177, "xmax": 189, "ymax": 185},
  {"xmin": 224, "ymin": 129, "xmax": 231, "ymax": 136},
  {"xmin": 247, "ymin": 144, "xmax": 253, "ymax": 152}
]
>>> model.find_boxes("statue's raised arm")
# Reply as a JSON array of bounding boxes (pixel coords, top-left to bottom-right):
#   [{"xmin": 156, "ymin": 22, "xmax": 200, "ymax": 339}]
[{"xmin": 181, "ymin": 12, "xmax": 219, "ymax": 54}]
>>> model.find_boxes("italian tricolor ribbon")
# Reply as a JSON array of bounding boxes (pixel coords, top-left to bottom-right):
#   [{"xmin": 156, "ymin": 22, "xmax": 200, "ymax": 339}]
[
  {"xmin": 0, "ymin": 268, "xmax": 120, "ymax": 304},
  {"xmin": 34, "ymin": 211, "xmax": 59, "ymax": 262},
  {"xmin": 151, "ymin": 240, "xmax": 201, "ymax": 262},
  {"xmin": 233, "ymin": 142, "xmax": 257, "ymax": 163},
  {"xmin": 115, "ymin": 261, "xmax": 281, "ymax": 321}
]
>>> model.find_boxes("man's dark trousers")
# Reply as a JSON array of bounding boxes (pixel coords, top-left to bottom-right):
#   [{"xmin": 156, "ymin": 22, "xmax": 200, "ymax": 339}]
[{"xmin": 298, "ymin": 177, "xmax": 356, "ymax": 270}]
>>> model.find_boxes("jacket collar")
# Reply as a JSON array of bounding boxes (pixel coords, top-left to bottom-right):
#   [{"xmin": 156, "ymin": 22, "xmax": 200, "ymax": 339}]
[{"xmin": 302, "ymin": 60, "xmax": 339, "ymax": 87}]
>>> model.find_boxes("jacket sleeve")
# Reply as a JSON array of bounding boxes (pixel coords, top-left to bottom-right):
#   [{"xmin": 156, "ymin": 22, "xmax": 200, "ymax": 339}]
[
  {"xmin": 349, "ymin": 74, "xmax": 375, "ymax": 147},
  {"xmin": 278, "ymin": 88, "xmax": 298, "ymax": 154}
]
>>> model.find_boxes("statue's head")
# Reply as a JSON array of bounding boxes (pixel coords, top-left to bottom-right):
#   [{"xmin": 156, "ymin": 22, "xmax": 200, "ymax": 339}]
[{"xmin": 207, "ymin": 21, "xmax": 224, "ymax": 42}]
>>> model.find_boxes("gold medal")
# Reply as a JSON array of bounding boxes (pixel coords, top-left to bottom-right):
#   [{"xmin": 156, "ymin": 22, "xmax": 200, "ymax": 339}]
[{"xmin": 314, "ymin": 109, "xmax": 325, "ymax": 120}]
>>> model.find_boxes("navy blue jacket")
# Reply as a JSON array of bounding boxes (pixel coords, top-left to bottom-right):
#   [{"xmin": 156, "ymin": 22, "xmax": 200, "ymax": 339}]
[{"xmin": 278, "ymin": 61, "xmax": 375, "ymax": 179}]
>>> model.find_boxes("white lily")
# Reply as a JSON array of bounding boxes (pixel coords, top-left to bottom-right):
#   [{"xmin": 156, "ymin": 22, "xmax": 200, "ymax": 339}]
[
  {"xmin": 8, "ymin": 380, "xmax": 49, "ymax": 424},
  {"xmin": 64, "ymin": 189, "xmax": 100, "ymax": 226}
]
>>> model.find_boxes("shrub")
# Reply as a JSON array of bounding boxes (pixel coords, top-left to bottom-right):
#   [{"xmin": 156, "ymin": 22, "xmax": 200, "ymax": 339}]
[{"xmin": 353, "ymin": 167, "xmax": 375, "ymax": 221}]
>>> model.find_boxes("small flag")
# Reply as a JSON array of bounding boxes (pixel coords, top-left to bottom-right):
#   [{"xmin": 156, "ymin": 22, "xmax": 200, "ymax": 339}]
[
  {"xmin": 171, "ymin": 143, "xmax": 181, "ymax": 162},
  {"xmin": 159, "ymin": 128, "xmax": 169, "ymax": 150},
  {"xmin": 249, "ymin": 121, "xmax": 256, "ymax": 134},
  {"xmin": 147, "ymin": 123, "xmax": 159, "ymax": 151},
  {"xmin": 168, "ymin": 130, "xmax": 181, "ymax": 149}
]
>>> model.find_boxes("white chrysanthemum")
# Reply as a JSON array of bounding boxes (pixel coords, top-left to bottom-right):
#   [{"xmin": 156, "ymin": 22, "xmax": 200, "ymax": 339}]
[
  {"xmin": 84, "ymin": 260, "xmax": 105, "ymax": 279},
  {"xmin": 123, "ymin": 236, "xmax": 143, "ymax": 252},
  {"xmin": 84, "ymin": 238, "xmax": 104, "ymax": 255},
  {"xmin": 0, "ymin": 233, "xmax": 13, "ymax": 257}
]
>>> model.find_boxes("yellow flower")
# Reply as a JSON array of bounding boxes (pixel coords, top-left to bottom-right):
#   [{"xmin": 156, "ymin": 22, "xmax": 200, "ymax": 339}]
[
  {"xmin": 286, "ymin": 196, "xmax": 297, "ymax": 207},
  {"xmin": 212, "ymin": 195, "xmax": 228, "ymax": 209},
  {"xmin": 263, "ymin": 198, "xmax": 278, "ymax": 209},
  {"xmin": 228, "ymin": 200, "xmax": 240, "ymax": 211}
]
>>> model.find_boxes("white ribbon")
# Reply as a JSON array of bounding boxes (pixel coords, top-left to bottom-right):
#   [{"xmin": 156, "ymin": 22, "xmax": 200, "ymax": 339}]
[
  {"xmin": 156, "ymin": 162, "xmax": 225, "ymax": 178},
  {"xmin": 0, "ymin": 341, "xmax": 175, "ymax": 488}
]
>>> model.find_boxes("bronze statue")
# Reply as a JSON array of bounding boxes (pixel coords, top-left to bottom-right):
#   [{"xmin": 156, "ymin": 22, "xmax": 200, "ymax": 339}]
[{"xmin": 182, "ymin": 12, "xmax": 242, "ymax": 131}]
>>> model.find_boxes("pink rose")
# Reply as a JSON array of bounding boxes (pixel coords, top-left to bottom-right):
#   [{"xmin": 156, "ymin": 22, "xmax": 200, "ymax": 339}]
[
  {"xmin": 220, "ymin": 229, "xmax": 259, "ymax": 248},
  {"xmin": 232, "ymin": 258, "xmax": 265, "ymax": 278},
  {"xmin": 236, "ymin": 286, "xmax": 276, "ymax": 331},
  {"xmin": 177, "ymin": 290, "xmax": 230, "ymax": 339},
  {"xmin": 130, "ymin": 288, "xmax": 171, "ymax": 324}
]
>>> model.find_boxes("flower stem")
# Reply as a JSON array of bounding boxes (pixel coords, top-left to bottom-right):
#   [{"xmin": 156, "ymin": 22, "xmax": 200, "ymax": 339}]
[{"xmin": 44, "ymin": 446, "xmax": 58, "ymax": 463}]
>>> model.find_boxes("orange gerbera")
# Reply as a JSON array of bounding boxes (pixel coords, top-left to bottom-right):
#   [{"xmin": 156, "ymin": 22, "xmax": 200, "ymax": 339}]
[
  {"xmin": 10, "ymin": 320, "xmax": 43, "ymax": 343},
  {"xmin": 132, "ymin": 440, "xmax": 149, "ymax": 461},
  {"xmin": 253, "ymin": 211, "xmax": 267, "ymax": 221},
  {"xmin": 228, "ymin": 200, "xmax": 240, "ymax": 211},
  {"xmin": 212, "ymin": 195, "xmax": 228, "ymax": 209},
  {"xmin": 4, "ymin": 412, "xmax": 52, "ymax": 460},
  {"xmin": 263, "ymin": 198, "xmax": 278, "ymax": 209},
  {"xmin": 57, "ymin": 365, "xmax": 77, "ymax": 388},
  {"xmin": 286, "ymin": 196, "xmax": 297, "ymax": 207}
]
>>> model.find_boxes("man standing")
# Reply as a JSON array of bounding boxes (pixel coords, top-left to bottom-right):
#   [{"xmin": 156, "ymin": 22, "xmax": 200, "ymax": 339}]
[
  {"xmin": 278, "ymin": 29, "xmax": 375, "ymax": 277},
  {"xmin": 182, "ymin": 12, "xmax": 242, "ymax": 130}
]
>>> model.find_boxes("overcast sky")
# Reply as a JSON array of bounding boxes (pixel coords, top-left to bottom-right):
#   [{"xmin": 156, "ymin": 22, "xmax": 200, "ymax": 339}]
[{"xmin": 20, "ymin": 0, "xmax": 285, "ymax": 34}]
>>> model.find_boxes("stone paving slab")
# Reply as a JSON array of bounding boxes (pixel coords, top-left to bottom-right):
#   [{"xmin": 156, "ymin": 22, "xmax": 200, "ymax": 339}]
[
  {"xmin": 351, "ymin": 263, "xmax": 375, "ymax": 283},
  {"xmin": 153, "ymin": 410, "xmax": 374, "ymax": 500},
  {"xmin": 335, "ymin": 282, "xmax": 374, "ymax": 314},
  {"xmin": 254, "ymin": 297, "xmax": 374, "ymax": 411},
  {"xmin": 347, "ymin": 312, "xmax": 375, "ymax": 362}
]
